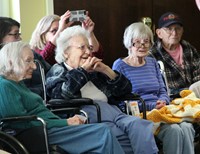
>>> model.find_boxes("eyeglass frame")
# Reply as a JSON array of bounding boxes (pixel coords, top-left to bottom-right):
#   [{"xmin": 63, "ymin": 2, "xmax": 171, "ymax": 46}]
[
  {"xmin": 132, "ymin": 40, "xmax": 151, "ymax": 48},
  {"xmin": 7, "ymin": 32, "xmax": 21, "ymax": 39},
  {"xmin": 68, "ymin": 44, "xmax": 94, "ymax": 52},
  {"xmin": 161, "ymin": 26, "xmax": 183, "ymax": 34}
]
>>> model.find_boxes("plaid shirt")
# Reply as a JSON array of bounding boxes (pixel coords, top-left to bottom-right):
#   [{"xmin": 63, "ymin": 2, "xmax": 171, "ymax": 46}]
[{"xmin": 149, "ymin": 40, "xmax": 200, "ymax": 94}]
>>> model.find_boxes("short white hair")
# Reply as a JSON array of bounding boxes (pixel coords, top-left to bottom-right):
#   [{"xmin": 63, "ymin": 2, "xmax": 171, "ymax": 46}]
[
  {"xmin": 55, "ymin": 25, "xmax": 90, "ymax": 63},
  {"xmin": 123, "ymin": 22, "xmax": 154, "ymax": 54},
  {"xmin": 0, "ymin": 41, "xmax": 30, "ymax": 78}
]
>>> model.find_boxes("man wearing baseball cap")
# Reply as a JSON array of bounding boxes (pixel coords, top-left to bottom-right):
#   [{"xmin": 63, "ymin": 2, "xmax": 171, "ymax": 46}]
[
  {"xmin": 150, "ymin": 12, "xmax": 200, "ymax": 96},
  {"xmin": 149, "ymin": 12, "xmax": 199, "ymax": 154}
]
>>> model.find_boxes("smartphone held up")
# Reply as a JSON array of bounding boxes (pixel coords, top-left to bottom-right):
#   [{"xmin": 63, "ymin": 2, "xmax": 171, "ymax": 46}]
[{"xmin": 69, "ymin": 10, "xmax": 86, "ymax": 22}]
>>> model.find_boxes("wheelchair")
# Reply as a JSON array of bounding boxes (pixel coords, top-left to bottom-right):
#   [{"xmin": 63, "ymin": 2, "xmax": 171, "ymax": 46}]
[
  {"xmin": 35, "ymin": 59, "xmax": 101, "ymax": 123},
  {"xmin": 0, "ymin": 115, "xmax": 68, "ymax": 154}
]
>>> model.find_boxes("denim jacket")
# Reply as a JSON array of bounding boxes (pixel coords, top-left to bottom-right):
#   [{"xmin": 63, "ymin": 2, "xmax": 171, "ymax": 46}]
[{"xmin": 45, "ymin": 62, "xmax": 132, "ymax": 105}]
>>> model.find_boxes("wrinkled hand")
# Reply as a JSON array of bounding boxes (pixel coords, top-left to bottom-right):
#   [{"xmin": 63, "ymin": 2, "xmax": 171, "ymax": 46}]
[
  {"xmin": 82, "ymin": 11, "xmax": 94, "ymax": 33},
  {"xmin": 67, "ymin": 115, "xmax": 85, "ymax": 125},
  {"xmin": 59, "ymin": 10, "xmax": 73, "ymax": 31},
  {"xmin": 155, "ymin": 100, "xmax": 166, "ymax": 109},
  {"xmin": 92, "ymin": 61, "xmax": 108, "ymax": 73},
  {"xmin": 81, "ymin": 56, "xmax": 102, "ymax": 72}
]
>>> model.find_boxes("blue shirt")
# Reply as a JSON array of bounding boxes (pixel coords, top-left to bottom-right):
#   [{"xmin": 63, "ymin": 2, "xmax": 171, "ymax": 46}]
[{"xmin": 112, "ymin": 57, "xmax": 170, "ymax": 111}]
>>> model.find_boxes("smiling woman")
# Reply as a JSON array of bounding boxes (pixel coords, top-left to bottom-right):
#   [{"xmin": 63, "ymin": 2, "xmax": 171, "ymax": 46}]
[{"xmin": 0, "ymin": 42, "xmax": 36, "ymax": 81}]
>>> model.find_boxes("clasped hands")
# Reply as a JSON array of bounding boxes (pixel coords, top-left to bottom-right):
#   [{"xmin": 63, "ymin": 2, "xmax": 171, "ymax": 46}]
[{"xmin": 81, "ymin": 56, "xmax": 108, "ymax": 73}]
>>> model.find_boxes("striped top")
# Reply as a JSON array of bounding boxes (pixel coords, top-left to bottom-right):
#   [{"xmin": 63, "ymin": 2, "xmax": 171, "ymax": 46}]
[{"xmin": 112, "ymin": 57, "xmax": 170, "ymax": 111}]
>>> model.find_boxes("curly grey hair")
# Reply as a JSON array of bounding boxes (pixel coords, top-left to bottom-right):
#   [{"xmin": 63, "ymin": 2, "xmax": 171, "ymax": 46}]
[{"xmin": 55, "ymin": 25, "xmax": 90, "ymax": 63}]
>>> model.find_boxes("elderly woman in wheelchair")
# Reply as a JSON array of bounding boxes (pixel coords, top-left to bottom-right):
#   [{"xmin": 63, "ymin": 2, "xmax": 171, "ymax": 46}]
[
  {"xmin": 0, "ymin": 41, "xmax": 126, "ymax": 154},
  {"xmin": 45, "ymin": 25, "xmax": 158, "ymax": 154}
]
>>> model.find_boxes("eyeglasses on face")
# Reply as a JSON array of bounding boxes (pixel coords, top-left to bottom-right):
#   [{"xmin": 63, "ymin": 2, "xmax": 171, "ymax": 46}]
[
  {"xmin": 8, "ymin": 33, "xmax": 21, "ymax": 39},
  {"xmin": 162, "ymin": 26, "xmax": 183, "ymax": 34},
  {"xmin": 132, "ymin": 40, "xmax": 150, "ymax": 48},
  {"xmin": 24, "ymin": 59, "xmax": 36, "ymax": 65},
  {"xmin": 69, "ymin": 44, "xmax": 94, "ymax": 52}
]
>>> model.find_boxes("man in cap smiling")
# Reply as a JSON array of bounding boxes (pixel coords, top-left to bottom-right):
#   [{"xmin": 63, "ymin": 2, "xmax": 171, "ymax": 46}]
[{"xmin": 150, "ymin": 12, "xmax": 200, "ymax": 96}]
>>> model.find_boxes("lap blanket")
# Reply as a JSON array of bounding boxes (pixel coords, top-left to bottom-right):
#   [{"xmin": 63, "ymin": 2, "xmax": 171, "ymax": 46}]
[{"xmin": 145, "ymin": 90, "xmax": 200, "ymax": 134}]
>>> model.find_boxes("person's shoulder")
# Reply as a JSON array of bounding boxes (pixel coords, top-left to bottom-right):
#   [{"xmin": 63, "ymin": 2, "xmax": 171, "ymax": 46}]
[
  {"xmin": 146, "ymin": 56, "xmax": 157, "ymax": 62},
  {"xmin": 0, "ymin": 76, "xmax": 16, "ymax": 90},
  {"xmin": 113, "ymin": 57, "xmax": 123, "ymax": 63},
  {"xmin": 46, "ymin": 63, "xmax": 65, "ymax": 77},
  {"xmin": 181, "ymin": 40, "xmax": 197, "ymax": 49},
  {"xmin": 112, "ymin": 58, "xmax": 124, "ymax": 69}
]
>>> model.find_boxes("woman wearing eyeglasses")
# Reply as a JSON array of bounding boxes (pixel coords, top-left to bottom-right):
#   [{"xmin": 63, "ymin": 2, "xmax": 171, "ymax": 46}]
[
  {"xmin": 30, "ymin": 10, "xmax": 103, "ymax": 65},
  {"xmin": 0, "ymin": 17, "xmax": 22, "ymax": 49},
  {"xmin": 0, "ymin": 17, "xmax": 51, "ymax": 99},
  {"xmin": 45, "ymin": 25, "xmax": 158, "ymax": 154},
  {"xmin": 112, "ymin": 22, "xmax": 195, "ymax": 154}
]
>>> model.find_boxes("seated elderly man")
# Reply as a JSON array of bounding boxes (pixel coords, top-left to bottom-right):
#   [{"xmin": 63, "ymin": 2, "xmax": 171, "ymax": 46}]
[{"xmin": 149, "ymin": 12, "xmax": 200, "ymax": 96}]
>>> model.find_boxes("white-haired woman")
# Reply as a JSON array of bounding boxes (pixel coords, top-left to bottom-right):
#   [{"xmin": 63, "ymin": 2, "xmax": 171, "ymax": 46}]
[
  {"xmin": 0, "ymin": 41, "xmax": 125, "ymax": 154},
  {"xmin": 45, "ymin": 25, "xmax": 158, "ymax": 154},
  {"xmin": 112, "ymin": 22, "xmax": 195, "ymax": 154}
]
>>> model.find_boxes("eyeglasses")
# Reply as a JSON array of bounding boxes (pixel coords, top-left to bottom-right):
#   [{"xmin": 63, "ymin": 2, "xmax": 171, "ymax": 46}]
[
  {"xmin": 24, "ymin": 59, "xmax": 36, "ymax": 65},
  {"xmin": 69, "ymin": 44, "xmax": 94, "ymax": 52},
  {"xmin": 162, "ymin": 26, "xmax": 183, "ymax": 34},
  {"xmin": 8, "ymin": 33, "xmax": 21, "ymax": 39},
  {"xmin": 132, "ymin": 41, "xmax": 150, "ymax": 48}
]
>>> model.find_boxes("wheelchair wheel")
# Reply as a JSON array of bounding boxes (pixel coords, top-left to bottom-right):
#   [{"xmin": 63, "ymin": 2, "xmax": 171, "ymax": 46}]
[{"xmin": 0, "ymin": 131, "xmax": 29, "ymax": 154}]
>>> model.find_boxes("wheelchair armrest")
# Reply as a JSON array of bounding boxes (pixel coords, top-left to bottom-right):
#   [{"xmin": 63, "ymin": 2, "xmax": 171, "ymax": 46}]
[
  {"xmin": 0, "ymin": 115, "xmax": 50, "ymax": 154},
  {"xmin": 47, "ymin": 98, "xmax": 101, "ymax": 123},
  {"xmin": 114, "ymin": 93, "xmax": 147, "ymax": 119},
  {"xmin": 114, "ymin": 93, "xmax": 141, "ymax": 101},
  {"xmin": 0, "ymin": 115, "xmax": 38, "ymax": 123},
  {"xmin": 48, "ymin": 98, "xmax": 93, "ymax": 106}
]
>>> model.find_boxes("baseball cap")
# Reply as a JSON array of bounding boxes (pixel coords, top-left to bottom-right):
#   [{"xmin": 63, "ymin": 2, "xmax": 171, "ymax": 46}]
[{"xmin": 158, "ymin": 12, "xmax": 183, "ymax": 28}]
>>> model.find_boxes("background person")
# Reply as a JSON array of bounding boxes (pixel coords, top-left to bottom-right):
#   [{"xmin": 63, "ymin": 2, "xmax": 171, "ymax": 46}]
[
  {"xmin": 0, "ymin": 41, "xmax": 124, "ymax": 154},
  {"xmin": 29, "ymin": 10, "xmax": 103, "ymax": 65},
  {"xmin": 149, "ymin": 12, "xmax": 200, "ymax": 95},
  {"xmin": 112, "ymin": 22, "xmax": 195, "ymax": 154}
]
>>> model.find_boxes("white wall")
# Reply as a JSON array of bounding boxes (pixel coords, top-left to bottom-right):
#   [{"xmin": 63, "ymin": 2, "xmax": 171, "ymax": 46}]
[{"xmin": 0, "ymin": 0, "xmax": 10, "ymax": 16}]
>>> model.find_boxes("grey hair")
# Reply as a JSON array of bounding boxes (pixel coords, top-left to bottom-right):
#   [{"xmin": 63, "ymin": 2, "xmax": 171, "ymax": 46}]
[
  {"xmin": 55, "ymin": 25, "xmax": 90, "ymax": 63},
  {"xmin": 123, "ymin": 22, "xmax": 154, "ymax": 54},
  {"xmin": 29, "ymin": 14, "xmax": 60, "ymax": 50},
  {"xmin": 0, "ymin": 41, "xmax": 30, "ymax": 78}
]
